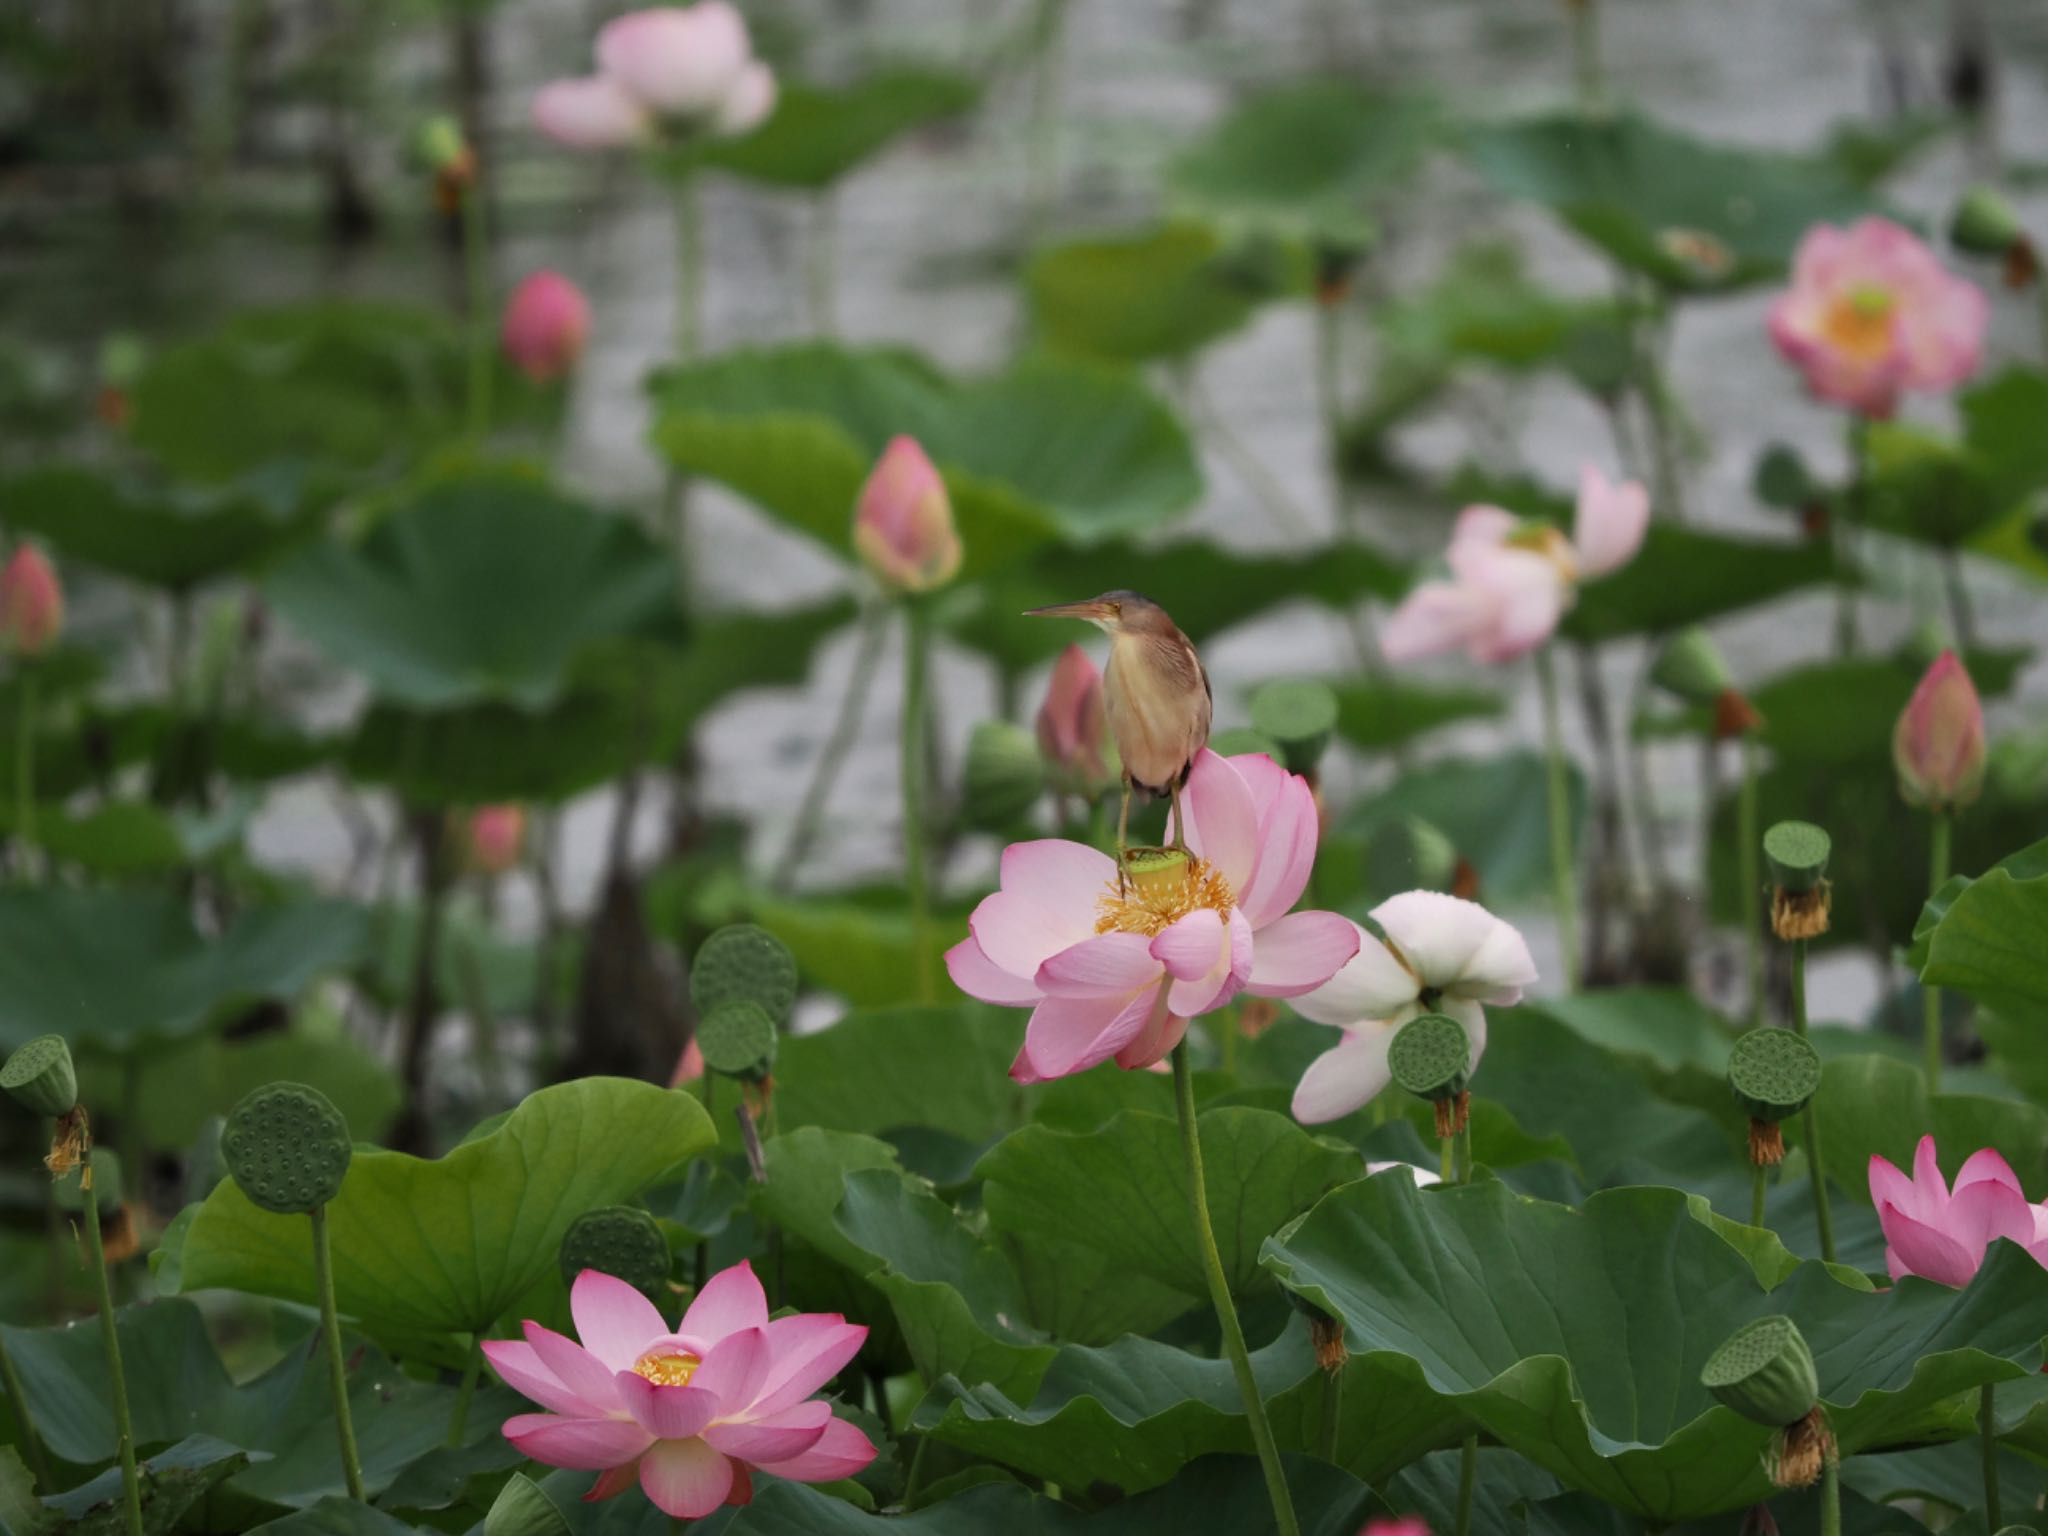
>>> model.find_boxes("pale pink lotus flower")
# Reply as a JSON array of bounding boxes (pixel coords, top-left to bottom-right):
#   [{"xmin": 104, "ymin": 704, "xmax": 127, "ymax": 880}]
[
  {"xmin": 1380, "ymin": 464, "xmax": 1649, "ymax": 665},
  {"xmin": 534, "ymin": 3, "xmax": 774, "ymax": 152},
  {"xmin": 852, "ymin": 436, "xmax": 962, "ymax": 595},
  {"xmin": 1036, "ymin": 644, "xmax": 1114, "ymax": 795},
  {"xmin": 533, "ymin": 76, "xmax": 653, "ymax": 151},
  {"xmin": 670, "ymin": 1038, "xmax": 706, "ymax": 1087},
  {"xmin": 1869, "ymin": 1136, "xmax": 2048, "ymax": 1287},
  {"xmin": 502, "ymin": 271, "xmax": 593, "ymax": 384},
  {"xmin": 0, "ymin": 545, "xmax": 63, "ymax": 656},
  {"xmin": 485, "ymin": 1263, "xmax": 874, "ymax": 1518},
  {"xmin": 1289, "ymin": 891, "xmax": 1537, "ymax": 1124},
  {"xmin": 1769, "ymin": 218, "xmax": 1988, "ymax": 419},
  {"xmin": 710, "ymin": 62, "xmax": 777, "ymax": 136},
  {"xmin": 1893, "ymin": 650, "xmax": 1986, "ymax": 812},
  {"xmin": 946, "ymin": 749, "xmax": 1360, "ymax": 1081},
  {"xmin": 466, "ymin": 805, "xmax": 527, "ymax": 875}
]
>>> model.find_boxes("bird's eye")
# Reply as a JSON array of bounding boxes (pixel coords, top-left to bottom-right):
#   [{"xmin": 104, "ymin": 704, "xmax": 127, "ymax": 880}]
[{"xmin": 1110, "ymin": 602, "xmax": 1122, "ymax": 617}]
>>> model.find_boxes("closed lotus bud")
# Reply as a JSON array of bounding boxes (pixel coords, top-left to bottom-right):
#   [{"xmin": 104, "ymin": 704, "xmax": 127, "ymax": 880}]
[
  {"xmin": 501, "ymin": 271, "xmax": 592, "ymax": 384},
  {"xmin": 0, "ymin": 1035, "xmax": 78, "ymax": 1119},
  {"xmin": 415, "ymin": 115, "xmax": 469, "ymax": 175},
  {"xmin": 1035, "ymin": 644, "xmax": 1114, "ymax": 795},
  {"xmin": 467, "ymin": 804, "xmax": 526, "ymax": 875},
  {"xmin": 1893, "ymin": 650, "xmax": 1985, "ymax": 812},
  {"xmin": 0, "ymin": 544, "xmax": 63, "ymax": 656},
  {"xmin": 1950, "ymin": 185, "xmax": 2025, "ymax": 258},
  {"xmin": 1702, "ymin": 1315, "xmax": 1832, "ymax": 1488},
  {"xmin": 852, "ymin": 436, "xmax": 962, "ymax": 595},
  {"xmin": 1651, "ymin": 627, "xmax": 1734, "ymax": 704},
  {"xmin": 965, "ymin": 720, "xmax": 1046, "ymax": 830}
]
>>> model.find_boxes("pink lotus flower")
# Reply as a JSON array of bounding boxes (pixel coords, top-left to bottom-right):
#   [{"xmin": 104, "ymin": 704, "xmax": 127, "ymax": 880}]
[
  {"xmin": 1380, "ymin": 465, "xmax": 1648, "ymax": 665},
  {"xmin": 1893, "ymin": 650, "xmax": 1986, "ymax": 812},
  {"xmin": 502, "ymin": 271, "xmax": 592, "ymax": 384},
  {"xmin": 466, "ymin": 805, "xmax": 527, "ymax": 875},
  {"xmin": 0, "ymin": 545, "xmax": 62, "ymax": 657},
  {"xmin": 1289, "ymin": 891, "xmax": 1536, "ymax": 1124},
  {"xmin": 533, "ymin": 3, "xmax": 774, "ymax": 152},
  {"xmin": 670, "ymin": 1038, "xmax": 706, "ymax": 1087},
  {"xmin": 1036, "ymin": 644, "xmax": 1114, "ymax": 795},
  {"xmin": 1869, "ymin": 1136, "xmax": 2048, "ymax": 1287},
  {"xmin": 946, "ymin": 749, "xmax": 1360, "ymax": 1080},
  {"xmin": 485, "ymin": 1263, "xmax": 874, "ymax": 1518},
  {"xmin": 852, "ymin": 436, "xmax": 962, "ymax": 595},
  {"xmin": 1360, "ymin": 1520, "xmax": 1432, "ymax": 1536},
  {"xmin": 1769, "ymin": 218, "xmax": 1988, "ymax": 419}
]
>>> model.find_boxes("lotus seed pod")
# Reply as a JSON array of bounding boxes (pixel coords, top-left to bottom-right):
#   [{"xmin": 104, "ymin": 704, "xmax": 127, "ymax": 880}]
[
  {"xmin": 1389, "ymin": 1013, "xmax": 1471, "ymax": 1101},
  {"xmin": 221, "ymin": 1082, "xmax": 353, "ymax": 1214},
  {"xmin": 694, "ymin": 999, "xmax": 778, "ymax": 1079},
  {"xmin": 1763, "ymin": 821, "xmax": 1830, "ymax": 893},
  {"xmin": 0, "ymin": 1034, "xmax": 77, "ymax": 1118},
  {"xmin": 963, "ymin": 720, "xmax": 1046, "ymax": 830},
  {"xmin": 1650, "ymin": 627, "xmax": 1735, "ymax": 706},
  {"xmin": 689, "ymin": 924, "xmax": 798, "ymax": 1026},
  {"xmin": 1207, "ymin": 727, "xmax": 1285, "ymax": 763},
  {"xmin": 1728, "ymin": 1029, "xmax": 1822, "ymax": 1124},
  {"xmin": 1701, "ymin": 1315, "xmax": 1819, "ymax": 1429},
  {"xmin": 558, "ymin": 1206, "xmax": 671, "ymax": 1295},
  {"xmin": 1249, "ymin": 679, "xmax": 1339, "ymax": 777},
  {"xmin": 1950, "ymin": 185, "xmax": 2024, "ymax": 257},
  {"xmin": 1364, "ymin": 815, "xmax": 1458, "ymax": 896}
]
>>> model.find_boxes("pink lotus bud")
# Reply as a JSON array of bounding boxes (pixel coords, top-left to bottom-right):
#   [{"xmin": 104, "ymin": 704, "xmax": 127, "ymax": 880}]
[
  {"xmin": 1893, "ymin": 651, "xmax": 1986, "ymax": 811},
  {"xmin": 532, "ymin": 75, "xmax": 652, "ymax": 151},
  {"xmin": 501, "ymin": 270, "xmax": 592, "ymax": 384},
  {"xmin": 466, "ymin": 804, "xmax": 527, "ymax": 875},
  {"xmin": 596, "ymin": 4, "xmax": 753, "ymax": 121},
  {"xmin": 852, "ymin": 436, "xmax": 962, "ymax": 595},
  {"xmin": 670, "ymin": 1037, "xmax": 706, "ymax": 1086},
  {"xmin": 0, "ymin": 544, "xmax": 63, "ymax": 656},
  {"xmin": 1359, "ymin": 1520, "xmax": 1432, "ymax": 1536},
  {"xmin": 1035, "ymin": 644, "xmax": 1113, "ymax": 793},
  {"xmin": 711, "ymin": 60, "xmax": 777, "ymax": 136}
]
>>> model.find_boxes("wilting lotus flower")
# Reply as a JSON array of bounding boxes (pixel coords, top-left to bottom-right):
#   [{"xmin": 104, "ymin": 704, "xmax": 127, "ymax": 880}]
[
  {"xmin": 1870, "ymin": 1136, "xmax": 2048, "ymax": 1287},
  {"xmin": 533, "ymin": 3, "xmax": 775, "ymax": 152},
  {"xmin": 852, "ymin": 436, "xmax": 962, "ymax": 596},
  {"xmin": 0, "ymin": 545, "xmax": 63, "ymax": 656},
  {"xmin": 466, "ymin": 805, "xmax": 526, "ymax": 875},
  {"xmin": 485, "ymin": 1264, "xmax": 873, "ymax": 1517},
  {"xmin": 1289, "ymin": 891, "xmax": 1536, "ymax": 1124},
  {"xmin": 502, "ymin": 271, "xmax": 592, "ymax": 384},
  {"xmin": 1380, "ymin": 465, "xmax": 1648, "ymax": 665},
  {"xmin": 1893, "ymin": 650, "xmax": 1986, "ymax": 812},
  {"xmin": 1769, "ymin": 218, "xmax": 1988, "ymax": 419},
  {"xmin": 1036, "ymin": 644, "xmax": 1115, "ymax": 795},
  {"xmin": 947, "ymin": 749, "xmax": 1359, "ymax": 1080}
]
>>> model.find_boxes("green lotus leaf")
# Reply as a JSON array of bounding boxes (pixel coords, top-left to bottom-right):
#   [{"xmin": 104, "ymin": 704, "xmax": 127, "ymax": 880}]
[
  {"xmin": 41, "ymin": 1435, "xmax": 253, "ymax": 1534},
  {"xmin": 686, "ymin": 69, "xmax": 978, "ymax": 188},
  {"xmin": 1330, "ymin": 678, "xmax": 1499, "ymax": 752},
  {"xmin": 161, "ymin": 1078, "xmax": 713, "ymax": 1335},
  {"xmin": 1562, "ymin": 525, "xmax": 1838, "ymax": 642},
  {"xmin": 1904, "ymin": 835, "xmax": 2048, "ymax": 972},
  {"xmin": 1027, "ymin": 224, "xmax": 1302, "ymax": 364},
  {"xmin": 1814, "ymin": 1051, "xmax": 2048, "ymax": 1201},
  {"xmin": 769, "ymin": 1005, "xmax": 1021, "ymax": 1146},
  {"xmin": 1921, "ymin": 866, "xmax": 2048, "ymax": 1028}
]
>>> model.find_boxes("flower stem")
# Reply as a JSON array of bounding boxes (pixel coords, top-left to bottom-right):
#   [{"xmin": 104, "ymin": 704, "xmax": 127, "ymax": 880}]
[
  {"xmin": 1455, "ymin": 1120, "xmax": 1472, "ymax": 1185},
  {"xmin": 447, "ymin": 1335, "xmax": 482, "ymax": 1448},
  {"xmin": 1568, "ymin": 0, "xmax": 1603, "ymax": 112},
  {"xmin": 1924, "ymin": 811, "xmax": 1951, "ymax": 1091},
  {"xmin": 0, "ymin": 1331, "xmax": 51, "ymax": 1490},
  {"xmin": 460, "ymin": 182, "xmax": 492, "ymax": 443},
  {"xmin": 14, "ymin": 670, "xmax": 36, "ymax": 876},
  {"xmin": 1313, "ymin": 296, "xmax": 1348, "ymax": 535},
  {"xmin": 1319, "ymin": 1366, "xmax": 1342, "ymax": 1465},
  {"xmin": 1980, "ymin": 1381, "xmax": 2002, "ymax": 1526},
  {"xmin": 1790, "ymin": 939, "xmax": 1836, "ymax": 1264},
  {"xmin": 901, "ymin": 598, "xmax": 936, "ymax": 1002},
  {"xmin": 773, "ymin": 601, "xmax": 888, "ymax": 891},
  {"xmin": 806, "ymin": 192, "xmax": 837, "ymax": 337},
  {"xmin": 1454, "ymin": 1431, "xmax": 1477, "ymax": 1536},
  {"xmin": 1835, "ymin": 418, "xmax": 1866, "ymax": 658},
  {"xmin": 1750, "ymin": 1162, "xmax": 1766, "ymax": 1229},
  {"xmin": 1819, "ymin": 1451, "xmax": 1840, "ymax": 1536},
  {"xmin": 83, "ymin": 1172, "xmax": 142, "ymax": 1536},
  {"xmin": 1536, "ymin": 647, "xmax": 1580, "ymax": 991},
  {"xmin": 1439, "ymin": 1134, "xmax": 1453, "ymax": 1185},
  {"xmin": 310, "ymin": 1205, "xmax": 367, "ymax": 1500},
  {"xmin": 673, "ymin": 174, "xmax": 702, "ymax": 362},
  {"xmin": 1170, "ymin": 1044, "xmax": 1299, "ymax": 1536},
  {"xmin": 1738, "ymin": 732, "xmax": 1763, "ymax": 1029}
]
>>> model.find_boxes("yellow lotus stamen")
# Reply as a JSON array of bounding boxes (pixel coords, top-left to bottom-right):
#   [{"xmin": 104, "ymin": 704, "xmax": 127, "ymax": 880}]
[
  {"xmin": 633, "ymin": 1350, "xmax": 701, "ymax": 1387},
  {"xmin": 1505, "ymin": 524, "xmax": 1579, "ymax": 582},
  {"xmin": 1820, "ymin": 284, "xmax": 1895, "ymax": 359},
  {"xmin": 1095, "ymin": 850, "xmax": 1233, "ymax": 938}
]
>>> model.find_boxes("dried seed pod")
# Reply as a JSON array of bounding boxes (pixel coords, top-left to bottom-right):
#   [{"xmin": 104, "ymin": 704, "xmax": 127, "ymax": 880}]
[
  {"xmin": 221, "ymin": 1082, "xmax": 353, "ymax": 1214},
  {"xmin": 695, "ymin": 999, "xmax": 778, "ymax": 1081},
  {"xmin": 689, "ymin": 924, "xmax": 798, "ymax": 1027},
  {"xmin": 0, "ymin": 1034, "xmax": 78, "ymax": 1119},
  {"xmin": 558, "ymin": 1206, "xmax": 671, "ymax": 1295}
]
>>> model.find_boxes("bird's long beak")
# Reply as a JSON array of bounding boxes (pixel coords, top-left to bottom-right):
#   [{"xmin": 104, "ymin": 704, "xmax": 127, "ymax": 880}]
[{"xmin": 1025, "ymin": 600, "xmax": 1116, "ymax": 622}]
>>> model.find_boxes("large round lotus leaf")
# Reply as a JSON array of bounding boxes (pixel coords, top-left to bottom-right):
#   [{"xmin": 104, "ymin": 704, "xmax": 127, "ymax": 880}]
[
  {"xmin": 159, "ymin": 1078, "xmax": 714, "ymax": 1336},
  {"xmin": 1466, "ymin": 110, "xmax": 1881, "ymax": 292},
  {"xmin": 649, "ymin": 345, "xmax": 1200, "ymax": 580},
  {"xmin": 1167, "ymin": 82, "xmax": 1440, "ymax": 247},
  {"xmin": 263, "ymin": 479, "xmax": 678, "ymax": 711},
  {"xmin": 0, "ymin": 888, "xmax": 369, "ymax": 1056},
  {"xmin": 1261, "ymin": 1176, "xmax": 2048, "ymax": 1520},
  {"xmin": 683, "ymin": 69, "xmax": 978, "ymax": 188}
]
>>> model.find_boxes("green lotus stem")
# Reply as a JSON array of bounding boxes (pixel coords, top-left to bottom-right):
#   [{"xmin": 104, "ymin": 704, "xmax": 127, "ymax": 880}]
[
  {"xmin": 1318, "ymin": 1366, "xmax": 1341, "ymax": 1465},
  {"xmin": 1439, "ymin": 1133, "xmax": 1454, "ymax": 1185},
  {"xmin": 1535, "ymin": 647, "xmax": 1581, "ymax": 991},
  {"xmin": 1819, "ymin": 1452, "xmax": 1840, "ymax": 1536},
  {"xmin": 774, "ymin": 602, "xmax": 888, "ymax": 891},
  {"xmin": 901, "ymin": 598, "xmax": 936, "ymax": 1002},
  {"xmin": 1024, "ymin": 0, "xmax": 1068, "ymax": 221},
  {"xmin": 806, "ymin": 192, "xmax": 837, "ymax": 336},
  {"xmin": 1976, "ymin": 1380, "xmax": 2002, "ymax": 1527},
  {"xmin": 310, "ymin": 1205, "xmax": 367, "ymax": 1500},
  {"xmin": 1569, "ymin": 0, "xmax": 1603, "ymax": 111},
  {"xmin": 83, "ymin": 1171, "xmax": 142, "ymax": 1536},
  {"xmin": 1170, "ymin": 1044, "xmax": 1299, "ymax": 1536},
  {"xmin": 447, "ymin": 1335, "xmax": 483, "ymax": 1448},
  {"xmin": 1924, "ymin": 811, "xmax": 1951, "ymax": 1090},
  {"xmin": 1313, "ymin": 295, "xmax": 1349, "ymax": 534},
  {"xmin": 1738, "ymin": 733, "xmax": 1763, "ymax": 1029},
  {"xmin": 461, "ymin": 182, "xmax": 492, "ymax": 442},
  {"xmin": 1455, "ymin": 1121, "xmax": 1473, "ymax": 1186},
  {"xmin": 1454, "ymin": 1431, "xmax": 1477, "ymax": 1536},
  {"xmin": 1636, "ymin": 302, "xmax": 1687, "ymax": 525},
  {"xmin": 0, "ymin": 1330, "xmax": 51, "ymax": 1490},
  {"xmin": 1790, "ymin": 940, "xmax": 1836, "ymax": 1264},
  {"xmin": 14, "ymin": 669, "xmax": 35, "ymax": 874},
  {"xmin": 1835, "ymin": 419, "xmax": 1865, "ymax": 657},
  {"xmin": 1750, "ymin": 1163, "xmax": 1766, "ymax": 1229},
  {"xmin": 673, "ymin": 173, "xmax": 702, "ymax": 361},
  {"xmin": 1939, "ymin": 547, "xmax": 1976, "ymax": 653}
]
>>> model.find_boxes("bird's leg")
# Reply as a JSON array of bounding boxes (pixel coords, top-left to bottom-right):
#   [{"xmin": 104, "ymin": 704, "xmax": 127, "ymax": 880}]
[
  {"xmin": 1115, "ymin": 775, "xmax": 1134, "ymax": 892},
  {"xmin": 1169, "ymin": 780, "xmax": 1188, "ymax": 853}
]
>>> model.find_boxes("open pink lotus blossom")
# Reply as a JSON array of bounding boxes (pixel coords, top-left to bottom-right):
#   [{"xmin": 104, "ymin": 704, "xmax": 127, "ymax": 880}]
[
  {"xmin": 1289, "ymin": 891, "xmax": 1536, "ymax": 1124},
  {"xmin": 533, "ymin": 3, "xmax": 774, "ymax": 153},
  {"xmin": 1036, "ymin": 644, "xmax": 1114, "ymax": 795},
  {"xmin": 852, "ymin": 436, "xmax": 962, "ymax": 595},
  {"xmin": 1893, "ymin": 650, "xmax": 1986, "ymax": 812},
  {"xmin": 503, "ymin": 271, "xmax": 592, "ymax": 384},
  {"xmin": 0, "ymin": 545, "xmax": 63, "ymax": 656},
  {"xmin": 1769, "ymin": 218, "xmax": 1987, "ymax": 419},
  {"xmin": 485, "ymin": 1263, "xmax": 873, "ymax": 1518},
  {"xmin": 1870, "ymin": 1136, "xmax": 2048, "ymax": 1287},
  {"xmin": 466, "ymin": 805, "xmax": 526, "ymax": 875},
  {"xmin": 946, "ymin": 749, "xmax": 1360, "ymax": 1080},
  {"xmin": 1380, "ymin": 465, "xmax": 1648, "ymax": 665}
]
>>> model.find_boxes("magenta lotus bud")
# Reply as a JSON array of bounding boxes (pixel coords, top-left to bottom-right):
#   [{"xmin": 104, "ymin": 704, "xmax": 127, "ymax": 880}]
[
  {"xmin": 1892, "ymin": 650, "xmax": 1986, "ymax": 812},
  {"xmin": 502, "ymin": 270, "xmax": 592, "ymax": 384},
  {"xmin": 1035, "ymin": 644, "xmax": 1114, "ymax": 794},
  {"xmin": 0, "ymin": 544, "xmax": 63, "ymax": 656},
  {"xmin": 467, "ymin": 804, "xmax": 527, "ymax": 875},
  {"xmin": 852, "ymin": 436, "xmax": 962, "ymax": 595}
]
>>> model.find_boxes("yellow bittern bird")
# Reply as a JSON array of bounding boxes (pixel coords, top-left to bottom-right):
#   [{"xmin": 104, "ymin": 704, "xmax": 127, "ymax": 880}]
[{"xmin": 1026, "ymin": 591, "xmax": 1211, "ymax": 857}]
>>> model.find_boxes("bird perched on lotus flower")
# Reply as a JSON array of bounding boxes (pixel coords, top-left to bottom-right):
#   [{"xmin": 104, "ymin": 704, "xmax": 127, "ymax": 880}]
[{"xmin": 1027, "ymin": 592, "xmax": 1210, "ymax": 863}]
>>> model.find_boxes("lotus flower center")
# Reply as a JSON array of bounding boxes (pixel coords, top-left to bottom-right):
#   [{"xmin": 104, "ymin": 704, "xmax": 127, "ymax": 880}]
[
  {"xmin": 633, "ymin": 1350, "xmax": 701, "ymax": 1387},
  {"xmin": 1821, "ymin": 285, "xmax": 1895, "ymax": 358},
  {"xmin": 1505, "ymin": 524, "xmax": 1578, "ymax": 582},
  {"xmin": 1096, "ymin": 850, "xmax": 1233, "ymax": 938}
]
